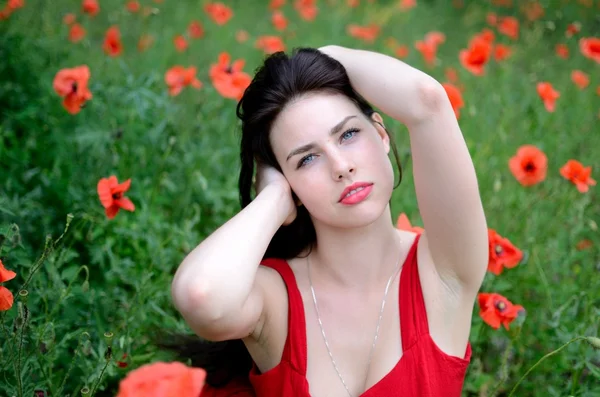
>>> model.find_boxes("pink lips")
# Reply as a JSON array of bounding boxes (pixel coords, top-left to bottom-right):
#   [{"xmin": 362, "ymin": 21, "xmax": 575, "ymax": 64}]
[{"xmin": 339, "ymin": 182, "xmax": 373, "ymax": 205}]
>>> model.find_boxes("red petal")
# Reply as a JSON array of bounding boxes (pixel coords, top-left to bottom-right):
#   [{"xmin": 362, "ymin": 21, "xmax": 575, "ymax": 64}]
[
  {"xmin": 112, "ymin": 178, "xmax": 131, "ymax": 195},
  {"xmin": 0, "ymin": 260, "xmax": 16, "ymax": 283},
  {"xmin": 480, "ymin": 306, "xmax": 502, "ymax": 329},
  {"xmin": 115, "ymin": 197, "xmax": 135, "ymax": 212},
  {"xmin": 97, "ymin": 176, "xmax": 117, "ymax": 208},
  {"xmin": 105, "ymin": 205, "xmax": 120, "ymax": 219},
  {"xmin": 0, "ymin": 286, "xmax": 14, "ymax": 311}
]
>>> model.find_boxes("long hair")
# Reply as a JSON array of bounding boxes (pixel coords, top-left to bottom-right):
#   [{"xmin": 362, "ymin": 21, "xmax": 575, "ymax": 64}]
[{"xmin": 157, "ymin": 47, "xmax": 404, "ymax": 387}]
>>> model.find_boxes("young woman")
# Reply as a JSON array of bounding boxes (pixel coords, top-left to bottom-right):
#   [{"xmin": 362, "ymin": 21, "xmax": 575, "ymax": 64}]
[{"xmin": 170, "ymin": 46, "xmax": 488, "ymax": 397}]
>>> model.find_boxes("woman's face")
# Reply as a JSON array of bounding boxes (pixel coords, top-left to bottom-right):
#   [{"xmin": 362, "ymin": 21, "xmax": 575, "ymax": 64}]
[{"xmin": 269, "ymin": 92, "xmax": 395, "ymax": 228}]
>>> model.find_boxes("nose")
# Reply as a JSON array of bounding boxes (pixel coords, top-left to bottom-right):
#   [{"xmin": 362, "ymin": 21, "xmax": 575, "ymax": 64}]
[{"xmin": 330, "ymin": 150, "xmax": 355, "ymax": 181}]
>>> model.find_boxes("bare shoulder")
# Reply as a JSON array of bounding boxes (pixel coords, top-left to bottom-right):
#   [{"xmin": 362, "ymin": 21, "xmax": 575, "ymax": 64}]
[
  {"xmin": 242, "ymin": 263, "xmax": 290, "ymax": 374},
  {"xmin": 416, "ymin": 231, "xmax": 477, "ymax": 358}
]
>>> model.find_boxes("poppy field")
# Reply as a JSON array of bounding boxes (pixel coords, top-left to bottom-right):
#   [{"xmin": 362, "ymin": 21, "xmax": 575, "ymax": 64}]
[{"xmin": 1, "ymin": 0, "xmax": 599, "ymax": 396}]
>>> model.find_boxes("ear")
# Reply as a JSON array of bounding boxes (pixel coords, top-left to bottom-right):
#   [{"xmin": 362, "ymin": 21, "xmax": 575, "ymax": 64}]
[{"xmin": 370, "ymin": 112, "xmax": 390, "ymax": 154}]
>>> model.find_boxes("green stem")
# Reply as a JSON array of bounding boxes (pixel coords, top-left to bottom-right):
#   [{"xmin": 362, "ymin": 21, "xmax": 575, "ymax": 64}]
[
  {"xmin": 489, "ymin": 340, "xmax": 512, "ymax": 397},
  {"xmin": 15, "ymin": 312, "xmax": 26, "ymax": 397},
  {"xmin": 89, "ymin": 359, "xmax": 110, "ymax": 397},
  {"xmin": 507, "ymin": 336, "xmax": 587, "ymax": 397},
  {"xmin": 35, "ymin": 353, "xmax": 55, "ymax": 397}
]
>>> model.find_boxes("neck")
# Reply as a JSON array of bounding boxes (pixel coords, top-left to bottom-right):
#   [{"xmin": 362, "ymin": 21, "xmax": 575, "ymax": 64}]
[{"xmin": 308, "ymin": 205, "xmax": 403, "ymax": 290}]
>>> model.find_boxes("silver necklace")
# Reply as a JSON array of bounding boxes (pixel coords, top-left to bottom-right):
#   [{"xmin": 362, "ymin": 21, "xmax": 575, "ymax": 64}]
[{"xmin": 307, "ymin": 237, "xmax": 402, "ymax": 397}]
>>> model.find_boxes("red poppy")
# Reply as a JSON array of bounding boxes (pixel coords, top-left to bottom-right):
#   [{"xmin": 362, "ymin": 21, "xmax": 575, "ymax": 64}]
[
  {"xmin": 559, "ymin": 160, "xmax": 596, "ymax": 193},
  {"xmin": 126, "ymin": 1, "xmax": 140, "ymax": 12},
  {"xmin": 536, "ymin": 82, "xmax": 560, "ymax": 112},
  {"xmin": 508, "ymin": 144, "xmax": 548, "ymax": 186},
  {"xmin": 138, "ymin": 34, "xmax": 154, "ymax": 52},
  {"xmin": 295, "ymin": 0, "xmax": 317, "ymax": 21},
  {"xmin": 522, "ymin": 1, "xmax": 544, "ymax": 21},
  {"xmin": 272, "ymin": 10, "xmax": 288, "ymax": 31},
  {"xmin": 497, "ymin": 16, "xmax": 519, "ymax": 40},
  {"xmin": 270, "ymin": 0, "xmax": 286, "ymax": 9},
  {"xmin": 347, "ymin": 24, "xmax": 380, "ymax": 43},
  {"xmin": 459, "ymin": 36, "xmax": 492, "ymax": 75},
  {"xmin": 63, "ymin": 13, "xmax": 76, "ymax": 25},
  {"xmin": 255, "ymin": 35, "xmax": 285, "ymax": 54},
  {"xmin": 486, "ymin": 12, "xmax": 497, "ymax": 26},
  {"xmin": 103, "ymin": 26, "xmax": 123, "ymax": 57},
  {"xmin": 478, "ymin": 293, "xmax": 525, "ymax": 330},
  {"xmin": 173, "ymin": 35, "xmax": 188, "ymax": 52},
  {"xmin": 571, "ymin": 70, "xmax": 589, "ymax": 89},
  {"xmin": 97, "ymin": 176, "xmax": 136, "ymax": 219},
  {"xmin": 116, "ymin": 361, "xmax": 206, "ymax": 397},
  {"xmin": 487, "ymin": 229, "xmax": 523, "ymax": 275},
  {"xmin": 116, "ymin": 353, "xmax": 129, "ymax": 368},
  {"xmin": 399, "ymin": 0, "xmax": 416, "ymax": 11},
  {"xmin": 69, "ymin": 23, "xmax": 86, "ymax": 43},
  {"xmin": 415, "ymin": 32, "xmax": 445, "ymax": 67},
  {"xmin": 555, "ymin": 43, "xmax": 569, "ymax": 59},
  {"xmin": 165, "ymin": 66, "xmax": 202, "ymax": 96},
  {"xmin": 0, "ymin": 7, "xmax": 12, "ymax": 20},
  {"xmin": 53, "ymin": 65, "xmax": 93, "ymax": 114},
  {"xmin": 7, "ymin": 0, "xmax": 24, "ymax": 10},
  {"xmin": 566, "ymin": 22, "xmax": 581, "ymax": 38},
  {"xmin": 445, "ymin": 67, "xmax": 458, "ymax": 83},
  {"xmin": 209, "ymin": 53, "xmax": 251, "ymax": 100},
  {"xmin": 576, "ymin": 239, "xmax": 593, "ymax": 251},
  {"xmin": 395, "ymin": 44, "xmax": 409, "ymax": 59},
  {"xmin": 204, "ymin": 2, "xmax": 233, "ymax": 25},
  {"xmin": 82, "ymin": 0, "xmax": 99, "ymax": 16},
  {"xmin": 396, "ymin": 213, "xmax": 424, "ymax": 234},
  {"xmin": 579, "ymin": 37, "xmax": 600, "ymax": 63},
  {"xmin": 493, "ymin": 44, "xmax": 512, "ymax": 61},
  {"xmin": 478, "ymin": 28, "xmax": 495, "ymax": 44},
  {"xmin": 441, "ymin": 82, "xmax": 464, "ymax": 119},
  {"xmin": 188, "ymin": 21, "xmax": 204, "ymax": 39}
]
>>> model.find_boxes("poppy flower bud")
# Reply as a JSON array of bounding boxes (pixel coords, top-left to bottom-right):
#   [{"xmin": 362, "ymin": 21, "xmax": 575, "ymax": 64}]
[{"xmin": 586, "ymin": 336, "xmax": 600, "ymax": 350}]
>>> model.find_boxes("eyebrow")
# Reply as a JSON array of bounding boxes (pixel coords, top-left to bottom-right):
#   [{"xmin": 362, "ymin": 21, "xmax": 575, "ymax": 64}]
[{"xmin": 285, "ymin": 115, "xmax": 358, "ymax": 162}]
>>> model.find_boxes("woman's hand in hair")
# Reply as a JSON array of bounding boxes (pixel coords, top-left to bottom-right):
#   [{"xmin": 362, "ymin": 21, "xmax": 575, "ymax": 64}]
[{"xmin": 255, "ymin": 162, "xmax": 298, "ymax": 226}]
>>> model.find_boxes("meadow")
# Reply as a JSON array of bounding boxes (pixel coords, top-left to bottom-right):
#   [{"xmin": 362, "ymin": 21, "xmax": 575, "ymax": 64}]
[{"xmin": 0, "ymin": 0, "xmax": 599, "ymax": 396}]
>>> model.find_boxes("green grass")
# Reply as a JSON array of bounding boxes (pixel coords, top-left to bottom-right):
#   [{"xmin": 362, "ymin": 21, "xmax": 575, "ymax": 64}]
[{"xmin": 1, "ymin": 0, "xmax": 599, "ymax": 396}]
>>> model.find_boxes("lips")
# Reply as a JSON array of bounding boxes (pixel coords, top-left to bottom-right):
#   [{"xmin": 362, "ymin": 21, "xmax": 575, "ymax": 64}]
[{"xmin": 339, "ymin": 182, "xmax": 373, "ymax": 202}]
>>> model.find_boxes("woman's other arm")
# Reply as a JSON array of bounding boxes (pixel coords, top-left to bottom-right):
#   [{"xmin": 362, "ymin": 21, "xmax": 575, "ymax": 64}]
[{"xmin": 320, "ymin": 45, "xmax": 488, "ymax": 293}]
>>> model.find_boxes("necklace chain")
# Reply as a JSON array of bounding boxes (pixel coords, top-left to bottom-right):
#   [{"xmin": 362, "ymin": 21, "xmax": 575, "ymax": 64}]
[{"xmin": 307, "ymin": 236, "xmax": 402, "ymax": 397}]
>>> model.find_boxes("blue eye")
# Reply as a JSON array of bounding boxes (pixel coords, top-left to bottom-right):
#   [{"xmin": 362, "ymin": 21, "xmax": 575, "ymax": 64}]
[
  {"xmin": 341, "ymin": 128, "xmax": 359, "ymax": 141},
  {"xmin": 298, "ymin": 154, "xmax": 315, "ymax": 168}
]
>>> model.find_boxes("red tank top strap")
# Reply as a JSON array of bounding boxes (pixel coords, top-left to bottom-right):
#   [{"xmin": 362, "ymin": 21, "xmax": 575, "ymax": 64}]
[
  {"xmin": 259, "ymin": 258, "xmax": 308, "ymax": 375},
  {"xmin": 399, "ymin": 233, "xmax": 429, "ymax": 350}
]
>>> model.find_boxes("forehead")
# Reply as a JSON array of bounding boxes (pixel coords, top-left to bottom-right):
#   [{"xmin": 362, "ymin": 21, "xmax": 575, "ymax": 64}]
[{"xmin": 270, "ymin": 92, "xmax": 361, "ymax": 155}]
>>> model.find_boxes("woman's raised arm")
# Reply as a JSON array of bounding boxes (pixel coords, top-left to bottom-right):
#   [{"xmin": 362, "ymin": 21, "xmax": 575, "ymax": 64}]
[{"xmin": 319, "ymin": 45, "xmax": 488, "ymax": 292}]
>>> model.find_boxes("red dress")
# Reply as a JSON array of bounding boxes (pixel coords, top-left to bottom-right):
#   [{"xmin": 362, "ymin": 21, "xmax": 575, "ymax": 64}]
[{"xmin": 203, "ymin": 234, "xmax": 472, "ymax": 396}]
